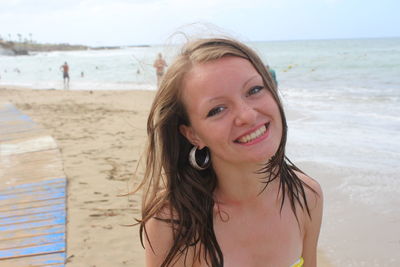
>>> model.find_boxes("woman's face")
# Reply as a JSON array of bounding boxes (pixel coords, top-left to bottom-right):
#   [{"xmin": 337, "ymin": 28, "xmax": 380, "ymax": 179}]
[{"xmin": 179, "ymin": 56, "xmax": 282, "ymax": 167}]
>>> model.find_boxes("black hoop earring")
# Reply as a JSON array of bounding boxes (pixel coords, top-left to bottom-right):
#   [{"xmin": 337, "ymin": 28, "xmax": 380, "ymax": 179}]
[{"xmin": 189, "ymin": 146, "xmax": 210, "ymax": 170}]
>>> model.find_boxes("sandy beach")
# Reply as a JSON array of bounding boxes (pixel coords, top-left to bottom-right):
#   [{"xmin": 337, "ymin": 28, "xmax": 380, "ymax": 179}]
[{"xmin": 0, "ymin": 86, "xmax": 334, "ymax": 266}]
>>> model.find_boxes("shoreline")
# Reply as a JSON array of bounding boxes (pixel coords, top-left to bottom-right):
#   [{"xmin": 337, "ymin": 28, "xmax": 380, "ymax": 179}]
[{"xmin": 1, "ymin": 86, "xmax": 333, "ymax": 266}]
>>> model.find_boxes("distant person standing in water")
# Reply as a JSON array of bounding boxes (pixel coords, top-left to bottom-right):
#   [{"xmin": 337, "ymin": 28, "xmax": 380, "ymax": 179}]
[
  {"xmin": 266, "ymin": 65, "xmax": 278, "ymax": 86},
  {"xmin": 60, "ymin": 62, "xmax": 70, "ymax": 87},
  {"xmin": 153, "ymin": 53, "xmax": 167, "ymax": 87}
]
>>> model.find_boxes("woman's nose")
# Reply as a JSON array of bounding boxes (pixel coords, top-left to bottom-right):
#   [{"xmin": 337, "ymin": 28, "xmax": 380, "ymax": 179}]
[{"xmin": 234, "ymin": 101, "xmax": 257, "ymax": 126}]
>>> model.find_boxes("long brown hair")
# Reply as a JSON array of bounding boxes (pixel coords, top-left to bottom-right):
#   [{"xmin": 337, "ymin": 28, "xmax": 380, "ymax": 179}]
[{"xmin": 137, "ymin": 38, "xmax": 313, "ymax": 267}]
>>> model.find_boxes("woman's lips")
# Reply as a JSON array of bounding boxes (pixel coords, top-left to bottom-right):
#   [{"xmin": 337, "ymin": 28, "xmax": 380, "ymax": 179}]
[{"xmin": 234, "ymin": 122, "xmax": 270, "ymax": 144}]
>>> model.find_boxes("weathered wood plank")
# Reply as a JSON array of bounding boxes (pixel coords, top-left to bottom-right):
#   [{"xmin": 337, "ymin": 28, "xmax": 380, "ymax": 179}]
[
  {"xmin": 0, "ymin": 128, "xmax": 46, "ymax": 142},
  {"xmin": 0, "ymin": 198, "xmax": 65, "ymax": 216},
  {"xmin": 1, "ymin": 224, "xmax": 65, "ymax": 241},
  {"xmin": 0, "ymin": 102, "xmax": 44, "ymax": 141},
  {"xmin": 0, "ymin": 102, "xmax": 21, "ymax": 113},
  {"xmin": 0, "ymin": 232, "xmax": 65, "ymax": 250},
  {"xmin": 0, "ymin": 103, "xmax": 67, "ymax": 266},
  {"xmin": 0, "ymin": 184, "xmax": 65, "ymax": 200},
  {"xmin": 0, "ymin": 178, "xmax": 65, "ymax": 195},
  {"xmin": 0, "ymin": 135, "xmax": 57, "ymax": 156},
  {"xmin": 0, "ymin": 210, "xmax": 65, "ymax": 227},
  {"xmin": 0, "ymin": 252, "xmax": 65, "ymax": 266},
  {"xmin": 0, "ymin": 184, "xmax": 66, "ymax": 206},
  {"xmin": 0, "ymin": 149, "xmax": 64, "ymax": 186},
  {"xmin": 0, "ymin": 112, "xmax": 42, "ymax": 135},
  {"xmin": 0, "ymin": 242, "xmax": 65, "ymax": 260},
  {"xmin": 0, "ymin": 203, "xmax": 65, "ymax": 221},
  {"xmin": 0, "ymin": 178, "xmax": 67, "ymax": 264},
  {"xmin": 0, "ymin": 106, "xmax": 34, "ymax": 123}
]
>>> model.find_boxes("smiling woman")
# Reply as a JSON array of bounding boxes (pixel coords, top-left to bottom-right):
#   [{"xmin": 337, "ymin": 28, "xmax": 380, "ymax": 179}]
[
  {"xmin": 179, "ymin": 56, "xmax": 282, "ymax": 165},
  {"xmin": 136, "ymin": 37, "xmax": 323, "ymax": 267}
]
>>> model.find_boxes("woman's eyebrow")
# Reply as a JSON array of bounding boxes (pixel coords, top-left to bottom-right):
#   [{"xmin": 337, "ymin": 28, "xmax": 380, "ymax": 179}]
[
  {"xmin": 242, "ymin": 75, "xmax": 261, "ymax": 89},
  {"xmin": 204, "ymin": 75, "xmax": 261, "ymax": 104}
]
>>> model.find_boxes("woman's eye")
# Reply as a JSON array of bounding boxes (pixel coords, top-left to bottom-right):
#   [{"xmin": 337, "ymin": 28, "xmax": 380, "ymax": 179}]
[
  {"xmin": 207, "ymin": 106, "xmax": 225, "ymax": 117},
  {"xmin": 247, "ymin": 85, "xmax": 264, "ymax": 96}
]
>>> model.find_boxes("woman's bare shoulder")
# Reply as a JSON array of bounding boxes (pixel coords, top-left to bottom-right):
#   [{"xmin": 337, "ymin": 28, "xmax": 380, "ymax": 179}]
[
  {"xmin": 291, "ymin": 170, "xmax": 324, "ymax": 224},
  {"xmin": 144, "ymin": 205, "xmax": 196, "ymax": 267},
  {"xmin": 144, "ymin": 203, "xmax": 178, "ymax": 243},
  {"xmin": 296, "ymin": 171, "xmax": 323, "ymax": 202},
  {"xmin": 144, "ymin": 207, "xmax": 174, "ymax": 266}
]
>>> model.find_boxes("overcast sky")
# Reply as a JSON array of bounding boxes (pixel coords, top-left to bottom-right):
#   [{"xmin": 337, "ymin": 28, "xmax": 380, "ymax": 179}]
[{"xmin": 0, "ymin": 0, "xmax": 399, "ymax": 46}]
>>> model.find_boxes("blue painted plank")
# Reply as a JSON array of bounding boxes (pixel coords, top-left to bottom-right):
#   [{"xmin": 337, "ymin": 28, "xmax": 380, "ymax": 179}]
[
  {"xmin": 0, "ymin": 187, "xmax": 65, "ymax": 201},
  {"xmin": 0, "ymin": 108, "xmax": 35, "ymax": 128},
  {"xmin": 0, "ymin": 178, "xmax": 65, "ymax": 192},
  {"xmin": 0, "ymin": 252, "xmax": 65, "ymax": 266},
  {"xmin": 0, "ymin": 202, "xmax": 65, "ymax": 219},
  {"xmin": 0, "ymin": 182, "xmax": 65, "ymax": 196},
  {"xmin": 0, "ymin": 180, "xmax": 66, "ymax": 212},
  {"xmin": 0, "ymin": 196, "xmax": 65, "ymax": 210},
  {"xmin": 0, "ymin": 129, "xmax": 45, "ymax": 142},
  {"xmin": 0, "ymin": 102, "xmax": 19, "ymax": 112},
  {"xmin": 0, "ymin": 232, "xmax": 65, "ymax": 250},
  {"xmin": 0, "ymin": 214, "xmax": 65, "ymax": 232},
  {"xmin": 0, "ymin": 107, "xmax": 40, "ymax": 133},
  {"xmin": 0, "ymin": 188, "xmax": 66, "ymax": 203},
  {"xmin": 0, "ymin": 210, "xmax": 65, "ymax": 226},
  {"xmin": 0, "ymin": 184, "xmax": 65, "ymax": 197},
  {"xmin": 0, "ymin": 122, "xmax": 36, "ymax": 130},
  {"xmin": 0, "ymin": 124, "xmax": 40, "ymax": 134},
  {"xmin": 0, "ymin": 108, "xmax": 38, "ymax": 124},
  {"xmin": 0, "ymin": 241, "xmax": 65, "ymax": 259},
  {"xmin": 0, "ymin": 114, "xmax": 35, "ymax": 123},
  {"xmin": 0, "ymin": 103, "xmax": 23, "ymax": 113},
  {"xmin": 0, "ymin": 199, "xmax": 65, "ymax": 211},
  {"xmin": 0, "ymin": 186, "xmax": 65, "ymax": 203},
  {"xmin": 0, "ymin": 198, "xmax": 65, "ymax": 218},
  {"xmin": 1, "ymin": 225, "xmax": 65, "ymax": 240},
  {"xmin": 0, "ymin": 105, "xmax": 35, "ymax": 122}
]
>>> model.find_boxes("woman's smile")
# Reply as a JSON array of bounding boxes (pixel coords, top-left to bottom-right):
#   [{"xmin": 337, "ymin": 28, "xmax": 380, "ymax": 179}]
[{"xmin": 234, "ymin": 122, "xmax": 270, "ymax": 145}]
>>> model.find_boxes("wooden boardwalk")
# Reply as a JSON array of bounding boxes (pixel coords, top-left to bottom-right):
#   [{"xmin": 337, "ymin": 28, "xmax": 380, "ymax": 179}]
[{"xmin": 0, "ymin": 102, "xmax": 67, "ymax": 266}]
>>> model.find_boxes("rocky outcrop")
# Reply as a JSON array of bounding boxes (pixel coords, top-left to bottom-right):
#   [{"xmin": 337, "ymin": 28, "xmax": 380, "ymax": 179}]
[
  {"xmin": 0, "ymin": 46, "xmax": 15, "ymax": 56},
  {"xmin": 0, "ymin": 41, "xmax": 16, "ymax": 55},
  {"xmin": 0, "ymin": 41, "xmax": 88, "ymax": 56}
]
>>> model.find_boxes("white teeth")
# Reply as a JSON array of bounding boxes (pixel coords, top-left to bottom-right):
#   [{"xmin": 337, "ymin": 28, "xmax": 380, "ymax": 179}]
[{"xmin": 237, "ymin": 125, "xmax": 267, "ymax": 144}]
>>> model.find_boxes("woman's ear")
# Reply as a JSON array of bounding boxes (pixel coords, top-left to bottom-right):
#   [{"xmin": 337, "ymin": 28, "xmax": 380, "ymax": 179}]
[{"xmin": 179, "ymin": 124, "xmax": 205, "ymax": 148}]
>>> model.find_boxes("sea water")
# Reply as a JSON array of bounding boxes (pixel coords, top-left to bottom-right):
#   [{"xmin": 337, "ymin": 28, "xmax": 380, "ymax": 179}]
[
  {"xmin": 0, "ymin": 45, "xmax": 166, "ymax": 90},
  {"xmin": 250, "ymin": 38, "xmax": 400, "ymax": 207},
  {"xmin": 1, "ymin": 37, "xmax": 400, "ymax": 266}
]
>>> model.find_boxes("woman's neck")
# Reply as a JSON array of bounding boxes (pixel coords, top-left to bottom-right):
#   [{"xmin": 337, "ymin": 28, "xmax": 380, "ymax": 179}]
[{"xmin": 211, "ymin": 160, "xmax": 279, "ymax": 206}]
